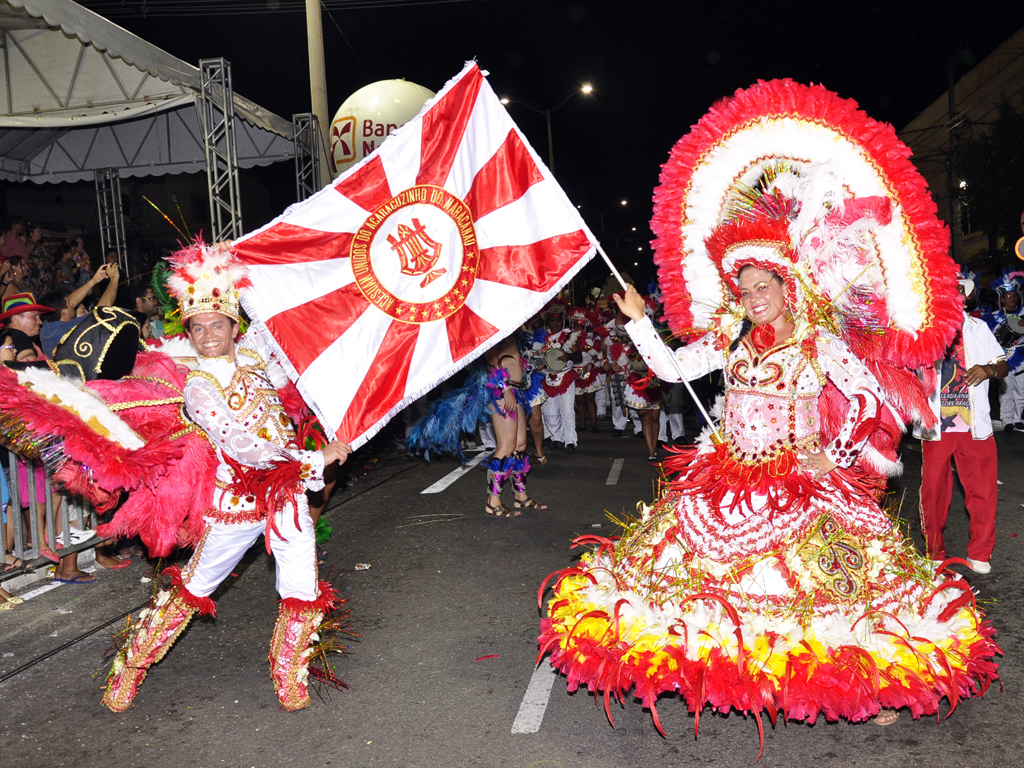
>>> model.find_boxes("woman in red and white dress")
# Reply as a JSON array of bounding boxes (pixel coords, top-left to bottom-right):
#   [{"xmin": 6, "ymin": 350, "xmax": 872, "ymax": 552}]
[{"xmin": 539, "ymin": 79, "xmax": 999, "ymax": 744}]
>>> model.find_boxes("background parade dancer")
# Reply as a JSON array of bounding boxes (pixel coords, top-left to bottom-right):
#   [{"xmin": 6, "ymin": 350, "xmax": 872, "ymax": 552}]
[
  {"xmin": 601, "ymin": 301, "xmax": 633, "ymax": 438},
  {"xmin": 102, "ymin": 242, "xmax": 351, "ymax": 713},
  {"xmin": 540, "ymin": 304, "xmax": 581, "ymax": 453},
  {"xmin": 568, "ymin": 307, "xmax": 604, "ymax": 434},
  {"xmin": 983, "ymin": 271, "xmax": 1024, "ymax": 430},
  {"xmin": 606, "ymin": 301, "xmax": 663, "ymax": 460},
  {"xmin": 518, "ymin": 318, "xmax": 550, "ymax": 464},
  {"xmin": 538, "ymin": 79, "xmax": 999, "ymax": 752}
]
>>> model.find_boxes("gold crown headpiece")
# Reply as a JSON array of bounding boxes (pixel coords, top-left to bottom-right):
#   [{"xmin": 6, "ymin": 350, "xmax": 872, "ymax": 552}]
[{"xmin": 165, "ymin": 241, "xmax": 250, "ymax": 323}]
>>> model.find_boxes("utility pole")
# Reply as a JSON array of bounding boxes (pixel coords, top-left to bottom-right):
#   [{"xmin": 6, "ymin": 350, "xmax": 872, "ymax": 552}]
[
  {"xmin": 306, "ymin": 0, "xmax": 331, "ymax": 188},
  {"xmin": 947, "ymin": 57, "xmax": 962, "ymax": 263}
]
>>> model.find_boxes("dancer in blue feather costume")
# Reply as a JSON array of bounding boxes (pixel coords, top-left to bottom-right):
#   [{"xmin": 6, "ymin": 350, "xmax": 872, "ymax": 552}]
[{"xmin": 407, "ymin": 333, "xmax": 548, "ymax": 517}]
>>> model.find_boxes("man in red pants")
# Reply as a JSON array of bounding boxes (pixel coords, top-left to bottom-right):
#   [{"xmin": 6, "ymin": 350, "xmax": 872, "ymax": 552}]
[{"xmin": 917, "ymin": 278, "xmax": 1007, "ymax": 574}]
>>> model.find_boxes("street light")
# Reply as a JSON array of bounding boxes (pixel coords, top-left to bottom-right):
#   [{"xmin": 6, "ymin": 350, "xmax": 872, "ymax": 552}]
[{"xmin": 500, "ymin": 83, "xmax": 593, "ymax": 174}]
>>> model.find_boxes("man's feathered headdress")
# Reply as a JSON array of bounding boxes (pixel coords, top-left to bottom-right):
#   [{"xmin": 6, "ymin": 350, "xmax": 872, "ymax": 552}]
[{"xmin": 165, "ymin": 241, "xmax": 251, "ymax": 323}]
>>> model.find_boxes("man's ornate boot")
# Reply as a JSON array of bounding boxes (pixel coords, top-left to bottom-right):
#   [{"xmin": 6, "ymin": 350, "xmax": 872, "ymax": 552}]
[
  {"xmin": 102, "ymin": 567, "xmax": 215, "ymax": 713},
  {"xmin": 269, "ymin": 583, "xmax": 339, "ymax": 711}
]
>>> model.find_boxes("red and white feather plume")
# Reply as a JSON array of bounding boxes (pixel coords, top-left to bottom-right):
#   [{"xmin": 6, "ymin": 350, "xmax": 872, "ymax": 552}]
[{"xmin": 651, "ymin": 78, "xmax": 961, "ymax": 371}]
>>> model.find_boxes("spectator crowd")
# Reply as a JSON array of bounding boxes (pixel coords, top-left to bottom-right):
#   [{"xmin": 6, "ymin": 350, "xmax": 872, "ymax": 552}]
[{"xmin": 1, "ymin": 215, "xmax": 161, "ymax": 608}]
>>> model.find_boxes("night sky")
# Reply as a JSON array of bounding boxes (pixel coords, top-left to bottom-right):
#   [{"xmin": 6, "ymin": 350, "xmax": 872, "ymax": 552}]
[{"xmin": 79, "ymin": 0, "xmax": 1024, "ymax": 285}]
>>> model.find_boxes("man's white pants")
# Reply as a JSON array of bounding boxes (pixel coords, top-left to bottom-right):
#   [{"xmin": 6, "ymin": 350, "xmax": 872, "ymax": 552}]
[
  {"xmin": 595, "ymin": 383, "xmax": 609, "ymax": 417},
  {"xmin": 181, "ymin": 499, "xmax": 318, "ymax": 602},
  {"xmin": 542, "ymin": 389, "xmax": 578, "ymax": 446},
  {"xmin": 608, "ymin": 374, "xmax": 628, "ymax": 431},
  {"xmin": 1000, "ymin": 372, "xmax": 1024, "ymax": 426},
  {"xmin": 663, "ymin": 382, "xmax": 686, "ymax": 440},
  {"xmin": 611, "ymin": 406, "xmax": 628, "ymax": 431},
  {"xmin": 478, "ymin": 422, "xmax": 497, "ymax": 450}
]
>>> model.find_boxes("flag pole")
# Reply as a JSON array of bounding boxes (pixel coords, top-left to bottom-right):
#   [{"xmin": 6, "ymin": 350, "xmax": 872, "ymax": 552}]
[{"xmin": 596, "ymin": 243, "xmax": 721, "ymax": 437}]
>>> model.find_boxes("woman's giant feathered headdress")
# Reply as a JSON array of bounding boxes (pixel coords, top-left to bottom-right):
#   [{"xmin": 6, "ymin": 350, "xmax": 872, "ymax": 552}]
[{"xmin": 651, "ymin": 78, "xmax": 961, "ymax": 369}]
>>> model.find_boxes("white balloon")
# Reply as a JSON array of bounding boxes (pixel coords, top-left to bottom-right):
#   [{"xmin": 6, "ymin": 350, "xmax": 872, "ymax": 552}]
[{"xmin": 329, "ymin": 79, "xmax": 434, "ymax": 175}]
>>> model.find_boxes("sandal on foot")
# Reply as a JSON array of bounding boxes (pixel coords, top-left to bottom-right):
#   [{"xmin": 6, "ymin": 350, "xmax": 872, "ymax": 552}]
[
  {"xmin": 95, "ymin": 557, "xmax": 132, "ymax": 570},
  {"xmin": 514, "ymin": 496, "xmax": 548, "ymax": 510},
  {"xmin": 485, "ymin": 500, "xmax": 520, "ymax": 518},
  {"xmin": 873, "ymin": 709, "xmax": 900, "ymax": 726},
  {"xmin": 54, "ymin": 572, "xmax": 96, "ymax": 585},
  {"xmin": 535, "ymin": 454, "xmax": 548, "ymax": 465}
]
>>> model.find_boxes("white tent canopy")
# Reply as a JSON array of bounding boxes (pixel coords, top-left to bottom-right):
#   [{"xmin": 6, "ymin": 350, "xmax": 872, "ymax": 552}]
[{"xmin": 0, "ymin": 0, "xmax": 294, "ymax": 183}]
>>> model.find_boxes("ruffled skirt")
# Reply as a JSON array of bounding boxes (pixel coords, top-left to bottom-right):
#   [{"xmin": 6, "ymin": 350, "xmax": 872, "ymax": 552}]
[{"xmin": 538, "ymin": 445, "xmax": 1000, "ymax": 738}]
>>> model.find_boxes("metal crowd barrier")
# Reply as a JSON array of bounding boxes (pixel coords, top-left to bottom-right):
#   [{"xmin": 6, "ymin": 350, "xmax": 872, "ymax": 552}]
[{"xmin": 1, "ymin": 453, "xmax": 103, "ymax": 583}]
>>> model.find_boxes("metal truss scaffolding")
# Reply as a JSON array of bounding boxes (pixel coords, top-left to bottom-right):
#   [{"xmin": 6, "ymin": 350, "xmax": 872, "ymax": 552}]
[
  {"xmin": 198, "ymin": 58, "xmax": 243, "ymax": 243},
  {"xmin": 293, "ymin": 112, "xmax": 323, "ymax": 202},
  {"xmin": 94, "ymin": 168, "xmax": 127, "ymax": 275}
]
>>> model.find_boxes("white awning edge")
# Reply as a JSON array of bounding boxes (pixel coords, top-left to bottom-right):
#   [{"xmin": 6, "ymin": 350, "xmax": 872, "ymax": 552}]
[{"xmin": 1, "ymin": 0, "xmax": 293, "ymax": 137}]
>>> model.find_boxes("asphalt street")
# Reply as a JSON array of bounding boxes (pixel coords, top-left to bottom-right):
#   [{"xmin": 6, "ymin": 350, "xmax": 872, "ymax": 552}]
[{"xmin": 1, "ymin": 421, "xmax": 1022, "ymax": 768}]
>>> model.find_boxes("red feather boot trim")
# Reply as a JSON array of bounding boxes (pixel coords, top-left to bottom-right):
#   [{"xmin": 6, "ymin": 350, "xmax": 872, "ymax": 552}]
[
  {"xmin": 269, "ymin": 597, "xmax": 326, "ymax": 711},
  {"xmin": 101, "ymin": 585, "xmax": 203, "ymax": 712},
  {"xmin": 163, "ymin": 565, "xmax": 218, "ymax": 617}
]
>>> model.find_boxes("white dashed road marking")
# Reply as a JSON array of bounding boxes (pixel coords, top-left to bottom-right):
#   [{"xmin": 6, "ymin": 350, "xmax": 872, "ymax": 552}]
[
  {"xmin": 421, "ymin": 450, "xmax": 488, "ymax": 494},
  {"xmin": 511, "ymin": 662, "xmax": 558, "ymax": 734},
  {"xmin": 605, "ymin": 458, "xmax": 624, "ymax": 485}
]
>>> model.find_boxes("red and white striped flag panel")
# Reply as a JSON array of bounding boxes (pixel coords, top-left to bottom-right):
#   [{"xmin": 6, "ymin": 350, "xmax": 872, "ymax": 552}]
[{"xmin": 232, "ymin": 61, "xmax": 598, "ymax": 449}]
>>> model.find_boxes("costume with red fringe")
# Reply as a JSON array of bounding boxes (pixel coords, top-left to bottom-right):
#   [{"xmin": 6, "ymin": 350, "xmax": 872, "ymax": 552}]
[
  {"xmin": 538, "ymin": 79, "xmax": 998, "ymax": 755},
  {"xmin": 88, "ymin": 242, "xmax": 350, "ymax": 712},
  {"xmin": 0, "ymin": 252, "xmax": 353, "ymax": 711},
  {"xmin": 101, "ymin": 244, "xmax": 341, "ymax": 712},
  {"xmin": 541, "ymin": 327, "xmax": 579, "ymax": 396}
]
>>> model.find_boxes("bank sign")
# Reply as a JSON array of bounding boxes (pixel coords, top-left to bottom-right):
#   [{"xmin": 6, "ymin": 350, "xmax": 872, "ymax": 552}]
[{"xmin": 329, "ymin": 79, "xmax": 434, "ymax": 177}]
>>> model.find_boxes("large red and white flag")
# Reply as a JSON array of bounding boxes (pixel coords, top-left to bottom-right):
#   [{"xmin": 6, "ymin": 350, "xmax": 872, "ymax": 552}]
[{"xmin": 232, "ymin": 61, "xmax": 598, "ymax": 449}]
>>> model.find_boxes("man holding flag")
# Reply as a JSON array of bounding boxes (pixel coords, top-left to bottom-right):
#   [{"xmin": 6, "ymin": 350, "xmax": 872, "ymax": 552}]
[
  {"xmin": 102, "ymin": 241, "xmax": 352, "ymax": 713},
  {"xmin": 100, "ymin": 60, "xmax": 598, "ymax": 713}
]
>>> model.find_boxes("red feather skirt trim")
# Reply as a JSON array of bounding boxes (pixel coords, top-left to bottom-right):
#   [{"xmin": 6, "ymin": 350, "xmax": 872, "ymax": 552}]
[{"xmin": 543, "ymin": 370, "xmax": 577, "ymax": 397}]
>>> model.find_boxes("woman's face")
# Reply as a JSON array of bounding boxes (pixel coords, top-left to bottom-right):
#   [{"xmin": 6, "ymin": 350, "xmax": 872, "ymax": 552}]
[
  {"xmin": 738, "ymin": 267, "xmax": 787, "ymax": 327},
  {"xmin": 30, "ymin": 226, "xmax": 42, "ymax": 243}
]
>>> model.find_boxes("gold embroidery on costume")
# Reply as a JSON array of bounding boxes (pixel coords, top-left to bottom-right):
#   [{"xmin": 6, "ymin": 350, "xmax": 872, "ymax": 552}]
[{"xmin": 797, "ymin": 515, "xmax": 867, "ymax": 600}]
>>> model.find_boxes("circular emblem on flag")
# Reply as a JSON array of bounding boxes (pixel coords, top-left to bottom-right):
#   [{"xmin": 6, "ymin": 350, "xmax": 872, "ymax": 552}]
[{"xmin": 351, "ymin": 184, "xmax": 480, "ymax": 324}]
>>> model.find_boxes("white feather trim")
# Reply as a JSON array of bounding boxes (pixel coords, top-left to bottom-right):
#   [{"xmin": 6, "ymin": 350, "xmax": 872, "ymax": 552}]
[
  {"xmin": 680, "ymin": 118, "xmax": 928, "ymax": 334},
  {"xmin": 16, "ymin": 367, "xmax": 144, "ymax": 449},
  {"xmin": 148, "ymin": 336, "xmax": 200, "ymax": 370}
]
